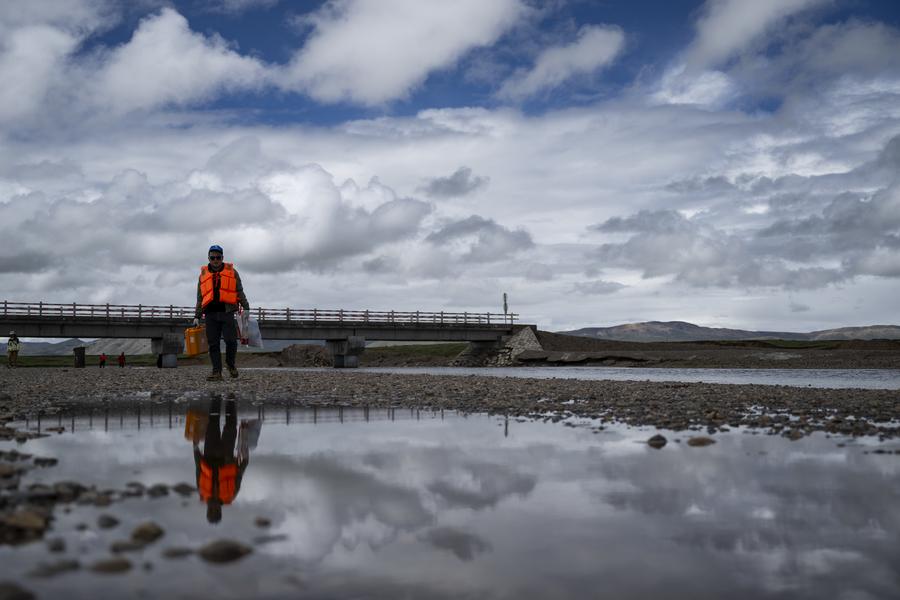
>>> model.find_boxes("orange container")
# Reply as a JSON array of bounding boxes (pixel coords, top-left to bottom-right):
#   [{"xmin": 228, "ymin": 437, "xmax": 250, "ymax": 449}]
[
  {"xmin": 184, "ymin": 326, "xmax": 208, "ymax": 357},
  {"xmin": 184, "ymin": 409, "xmax": 208, "ymax": 442}
]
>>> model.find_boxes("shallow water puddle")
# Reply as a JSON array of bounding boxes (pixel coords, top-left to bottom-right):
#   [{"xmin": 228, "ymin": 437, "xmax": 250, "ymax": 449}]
[{"xmin": 2, "ymin": 397, "xmax": 899, "ymax": 599}]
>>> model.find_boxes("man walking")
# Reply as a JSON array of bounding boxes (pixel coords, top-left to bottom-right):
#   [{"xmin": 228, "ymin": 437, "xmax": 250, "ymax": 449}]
[
  {"xmin": 192, "ymin": 393, "xmax": 250, "ymax": 523},
  {"xmin": 99, "ymin": 352, "xmax": 107, "ymax": 368},
  {"xmin": 6, "ymin": 332, "xmax": 20, "ymax": 368},
  {"xmin": 194, "ymin": 244, "xmax": 250, "ymax": 381}
]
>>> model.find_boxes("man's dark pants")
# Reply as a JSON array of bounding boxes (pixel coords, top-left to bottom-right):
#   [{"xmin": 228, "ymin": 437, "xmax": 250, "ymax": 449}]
[
  {"xmin": 204, "ymin": 395, "xmax": 237, "ymax": 462},
  {"xmin": 205, "ymin": 311, "xmax": 237, "ymax": 373}
]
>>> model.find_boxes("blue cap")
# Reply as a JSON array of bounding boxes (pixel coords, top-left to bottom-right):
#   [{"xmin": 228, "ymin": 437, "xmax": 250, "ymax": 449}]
[{"xmin": 209, "ymin": 244, "xmax": 223, "ymax": 254}]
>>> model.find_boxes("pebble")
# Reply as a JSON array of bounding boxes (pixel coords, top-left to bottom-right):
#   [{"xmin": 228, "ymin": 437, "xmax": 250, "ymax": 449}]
[
  {"xmin": 97, "ymin": 515, "xmax": 120, "ymax": 529},
  {"xmin": 130, "ymin": 522, "xmax": 164, "ymax": 544},
  {"xmin": 2, "ymin": 510, "xmax": 48, "ymax": 532},
  {"xmin": 647, "ymin": 434, "xmax": 667, "ymax": 449},
  {"xmin": 146, "ymin": 484, "xmax": 169, "ymax": 498},
  {"xmin": 45, "ymin": 538, "xmax": 66, "ymax": 553},
  {"xmin": 171, "ymin": 483, "xmax": 195, "ymax": 497},
  {"xmin": 90, "ymin": 557, "xmax": 132, "ymax": 574},
  {"xmin": 687, "ymin": 437, "xmax": 716, "ymax": 447},
  {"xmin": 254, "ymin": 517, "xmax": 271, "ymax": 528},
  {"xmin": 197, "ymin": 540, "xmax": 252, "ymax": 563}
]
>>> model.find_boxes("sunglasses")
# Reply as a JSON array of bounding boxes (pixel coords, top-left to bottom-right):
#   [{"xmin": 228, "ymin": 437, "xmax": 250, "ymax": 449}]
[{"xmin": 209, "ymin": 255, "xmax": 223, "ymax": 261}]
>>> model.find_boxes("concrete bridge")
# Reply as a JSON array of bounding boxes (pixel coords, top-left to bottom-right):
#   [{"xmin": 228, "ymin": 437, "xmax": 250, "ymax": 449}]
[{"xmin": 1, "ymin": 301, "xmax": 522, "ymax": 367}]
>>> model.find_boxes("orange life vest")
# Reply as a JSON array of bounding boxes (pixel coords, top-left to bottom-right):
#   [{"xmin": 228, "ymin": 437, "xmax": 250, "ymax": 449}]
[
  {"xmin": 199, "ymin": 460, "xmax": 238, "ymax": 504},
  {"xmin": 200, "ymin": 263, "xmax": 238, "ymax": 308}
]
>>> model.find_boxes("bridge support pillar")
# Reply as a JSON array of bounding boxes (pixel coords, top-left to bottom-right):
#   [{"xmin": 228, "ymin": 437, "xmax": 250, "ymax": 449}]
[
  {"xmin": 151, "ymin": 333, "xmax": 184, "ymax": 369},
  {"xmin": 326, "ymin": 336, "xmax": 365, "ymax": 368}
]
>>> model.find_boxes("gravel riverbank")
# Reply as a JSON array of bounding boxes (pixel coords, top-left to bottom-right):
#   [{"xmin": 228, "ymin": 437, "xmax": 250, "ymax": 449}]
[{"xmin": 2, "ymin": 366, "xmax": 898, "ymax": 439}]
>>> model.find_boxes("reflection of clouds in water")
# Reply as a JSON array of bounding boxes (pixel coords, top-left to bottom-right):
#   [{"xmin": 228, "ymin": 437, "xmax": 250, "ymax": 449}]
[
  {"xmin": 243, "ymin": 449, "xmax": 535, "ymax": 566},
  {"xmin": 243, "ymin": 453, "xmax": 432, "ymax": 563},
  {"xmin": 427, "ymin": 461, "xmax": 536, "ymax": 510},
  {"xmin": 12, "ymin": 413, "xmax": 900, "ymax": 599},
  {"xmin": 592, "ymin": 435, "xmax": 900, "ymax": 597},
  {"xmin": 418, "ymin": 526, "xmax": 492, "ymax": 561}
]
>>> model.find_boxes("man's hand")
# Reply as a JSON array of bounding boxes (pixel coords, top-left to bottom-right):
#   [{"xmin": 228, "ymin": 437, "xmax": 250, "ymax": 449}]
[{"xmin": 192, "ymin": 318, "xmax": 199, "ymax": 327}]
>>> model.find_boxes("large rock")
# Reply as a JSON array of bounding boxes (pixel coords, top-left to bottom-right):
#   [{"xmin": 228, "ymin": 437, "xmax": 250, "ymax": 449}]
[{"xmin": 197, "ymin": 540, "xmax": 252, "ymax": 563}]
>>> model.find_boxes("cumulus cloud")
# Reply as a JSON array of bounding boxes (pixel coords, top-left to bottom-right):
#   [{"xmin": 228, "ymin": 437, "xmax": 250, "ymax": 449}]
[
  {"xmin": 0, "ymin": 25, "xmax": 79, "ymax": 122},
  {"xmin": 499, "ymin": 25, "xmax": 624, "ymax": 100},
  {"xmin": 591, "ymin": 208, "xmax": 848, "ymax": 289},
  {"xmin": 426, "ymin": 215, "xmax": 533, "ymax": 263},
  {"xmin": 684, "ymin": 0, "xmax": 826, "ymax": 69},
  {"xmin": 284, "ymin": 0, "xmax": 525, "ymax": 104},
  {"xmin": 0, "ymin": 139, "xmax": 432, "ymax": 302},
  {"xmin": 0, "ymin": 0, "xmax": 116, "ymax": 35},
  {"xmin": 420, "ymin": 166, "xmax": 489, "ymax": 198},
  {"xmin": 591, "ymin": 144, "xmax": 900, "ymax": 292},
  {"xmin": 89, "ymin": 8, "xmax": 268, "ymax": 114}
]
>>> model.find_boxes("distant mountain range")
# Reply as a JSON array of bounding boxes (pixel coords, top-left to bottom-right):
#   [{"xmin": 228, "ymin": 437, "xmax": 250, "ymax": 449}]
[{"xmin": 559, "ymin": 321, "xmax": 900, "ymax": 342}]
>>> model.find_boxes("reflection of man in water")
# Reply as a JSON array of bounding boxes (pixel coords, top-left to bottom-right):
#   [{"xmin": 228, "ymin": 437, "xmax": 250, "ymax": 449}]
[{"xmin": 193, "ymin": 394, "xmax": 249, "ymax": 523}]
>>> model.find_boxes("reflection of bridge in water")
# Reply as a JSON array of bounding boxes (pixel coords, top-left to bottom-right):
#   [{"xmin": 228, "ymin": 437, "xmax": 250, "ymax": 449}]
[
  {"xmin": 1, "ymin": 301, "xmax": 527, "ymax": 367},
  {"xmin": 20, "ymin": 404, "xmax": 501, "ymax": 434}
]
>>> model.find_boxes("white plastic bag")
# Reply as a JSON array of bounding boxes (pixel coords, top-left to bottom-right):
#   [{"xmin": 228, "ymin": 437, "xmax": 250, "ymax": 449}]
[
  {"xmin": 238, "ymin": 419, "xmax": 262, "ymax": 451},
  {"xmin": 235, "ymin": 310, "xmax": 250, "ymax": 345},
  {"xmin": 246, "ymin": 317, "xmax": 263, "ymax": 348}
]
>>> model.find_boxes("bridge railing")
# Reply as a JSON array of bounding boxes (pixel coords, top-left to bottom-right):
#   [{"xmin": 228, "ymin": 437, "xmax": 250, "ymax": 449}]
[{"xmin": 1, "ymin": 301, "xmax": 518, "ymax": 326}]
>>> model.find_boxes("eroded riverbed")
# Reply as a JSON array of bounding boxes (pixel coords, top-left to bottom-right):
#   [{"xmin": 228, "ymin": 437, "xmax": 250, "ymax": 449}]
[{"xmin": 2, "ymin": 399, "xmax": 899, "ymax": 599}]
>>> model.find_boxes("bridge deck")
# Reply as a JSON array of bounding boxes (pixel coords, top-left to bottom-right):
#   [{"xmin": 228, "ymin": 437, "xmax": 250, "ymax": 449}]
[{"xmin": 1, "ymin": 301, "xmax": 521, "ymax": 342}]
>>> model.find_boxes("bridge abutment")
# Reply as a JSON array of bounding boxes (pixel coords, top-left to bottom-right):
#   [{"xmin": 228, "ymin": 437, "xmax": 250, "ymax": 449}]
[
  {"xmin": 326, "ymin": 336, "xmax": 365, "ymax": 368},
  {"xmin": 151, "ymin": 333, "xmax": 184, "ymax": 369}
]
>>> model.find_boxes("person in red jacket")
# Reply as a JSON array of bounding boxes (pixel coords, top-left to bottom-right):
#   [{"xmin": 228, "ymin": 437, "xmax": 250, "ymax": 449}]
[
  {"xmin": 99, "ymin": 353, "xmax": 107, "ymax": 368},
  {"xmin": 117, "ymin": 352, "xmax": 126, "ymax": 368},
  {"xmin": 193, "ymin": 394, "xmax": 249, "ymax": 524}
]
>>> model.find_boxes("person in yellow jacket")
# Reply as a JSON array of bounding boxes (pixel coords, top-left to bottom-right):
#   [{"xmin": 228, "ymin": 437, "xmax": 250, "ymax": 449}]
[
  {"xmin": 192, "ymin": 394, "xmax": 249, "ymax": 524},
  {"xmin": 193, "ymin": 244, "xmax": 250, "ymax": 381},
  {"xmin": 6, "ymin": 331, "xmax": 20, "ymax": 368}
]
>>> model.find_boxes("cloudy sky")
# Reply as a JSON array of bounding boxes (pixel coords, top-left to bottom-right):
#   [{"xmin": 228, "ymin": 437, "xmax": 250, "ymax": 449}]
[{"xmin": 1, "ymin": 0, "xmax": 899, "ymax": 332}]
